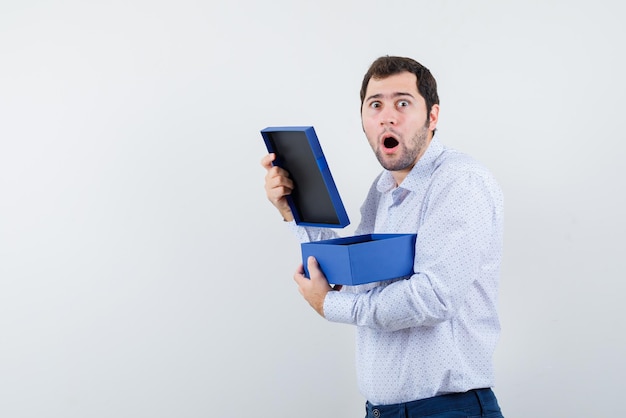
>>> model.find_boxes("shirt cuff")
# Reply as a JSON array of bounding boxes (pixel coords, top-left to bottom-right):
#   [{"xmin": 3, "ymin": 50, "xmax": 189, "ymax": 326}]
[{"xmin": 324, "ymin": 290, "xmax": 358, "ymax": 325}]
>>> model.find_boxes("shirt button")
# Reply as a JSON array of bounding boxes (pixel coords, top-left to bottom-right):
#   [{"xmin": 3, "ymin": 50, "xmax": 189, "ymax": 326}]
[{"xmin": 372, "ymin": 409, "xmax": 380, "ymax": 418}]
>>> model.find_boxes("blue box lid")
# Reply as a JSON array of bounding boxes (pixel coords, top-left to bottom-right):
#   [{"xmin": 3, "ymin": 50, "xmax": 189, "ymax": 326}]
[{"xmin": 261, "ymin": 126, "xmax": 350, "ymax": 228}]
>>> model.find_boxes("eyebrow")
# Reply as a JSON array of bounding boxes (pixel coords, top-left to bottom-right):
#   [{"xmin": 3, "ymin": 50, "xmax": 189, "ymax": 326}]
[{"xmin": 365, "ymin": 92, "xmax": 416, "ymax": 102}]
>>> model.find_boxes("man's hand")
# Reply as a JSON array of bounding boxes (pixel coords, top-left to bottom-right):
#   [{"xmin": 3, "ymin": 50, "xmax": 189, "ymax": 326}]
[
  {"xmin": 294, "ymin": 256, "xmax": 341, "ymax": 317},
  {"xmin": 261, "ymin": 153, "xmax": 294, "ymax": 222}
]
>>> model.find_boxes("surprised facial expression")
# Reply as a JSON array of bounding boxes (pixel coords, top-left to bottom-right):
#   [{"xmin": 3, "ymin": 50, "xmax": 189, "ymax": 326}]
[{"xmin": 361, "ymin": 72, "xmax": 438, "ymax": 182}]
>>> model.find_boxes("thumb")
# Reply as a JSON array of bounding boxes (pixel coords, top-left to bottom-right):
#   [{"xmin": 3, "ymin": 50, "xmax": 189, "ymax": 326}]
[
  {"xmin": 306, "ymin": 256, "xmax": 320, "ymax": 276},
  {"xmin": 307, "ymin": 256, "xmax": 329, "ymax": 283}
]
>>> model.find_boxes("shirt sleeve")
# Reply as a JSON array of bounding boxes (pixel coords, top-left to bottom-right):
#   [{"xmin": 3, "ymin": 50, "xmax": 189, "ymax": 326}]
[
  {"xmin": 286, "ymin": 220, "xmax": 340, "ymax": 243},
  {"xmin": 323, "ymin": 169, "xmax": 503, "ymax": 331}
]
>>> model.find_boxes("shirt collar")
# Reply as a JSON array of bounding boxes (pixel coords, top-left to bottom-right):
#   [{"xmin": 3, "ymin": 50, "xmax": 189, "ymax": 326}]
[{"xmin": 376, "ymin": 133, "xmax": 444, "ymax": 193}]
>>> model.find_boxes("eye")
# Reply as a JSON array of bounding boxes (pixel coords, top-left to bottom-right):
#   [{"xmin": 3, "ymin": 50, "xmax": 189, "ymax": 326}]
[
  {"xmin": 397, "ymin": 100, "xmax": 410, "ymax": 108},
  {"xmin": 369, "ymin": 101, "xmax": 381, "ymax": 109}
]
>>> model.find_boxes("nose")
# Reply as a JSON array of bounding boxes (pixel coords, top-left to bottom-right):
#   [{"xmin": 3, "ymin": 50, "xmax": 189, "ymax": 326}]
[{"xmin": 379, "ymin": 107, "xmax": 397, "ymax": 126}]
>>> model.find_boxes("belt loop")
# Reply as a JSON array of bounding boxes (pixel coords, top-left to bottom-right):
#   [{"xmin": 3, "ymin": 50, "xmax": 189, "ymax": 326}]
[{"xmin": 473, "ymin": 388, "xmax": 490, "ymax": 416}]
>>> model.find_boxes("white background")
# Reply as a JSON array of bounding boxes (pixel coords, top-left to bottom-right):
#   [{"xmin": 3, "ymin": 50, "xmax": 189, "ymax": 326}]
[{"xmin": 1, "ymin": 1, "xmax": 624, "ymax": 417}]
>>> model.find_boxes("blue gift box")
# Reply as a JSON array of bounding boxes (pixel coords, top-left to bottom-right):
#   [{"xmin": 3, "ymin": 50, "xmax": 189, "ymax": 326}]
[
  {"xmin": 301, "ymin": 233, "xmax": 417, "ymax": 285},
  {"xmin": 261, "ymin": 126, "xmax": 416, "ymax": 286}
]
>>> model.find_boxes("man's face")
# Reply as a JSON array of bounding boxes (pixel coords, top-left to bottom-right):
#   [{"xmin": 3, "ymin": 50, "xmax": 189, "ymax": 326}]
[{"xmin": 361, "ymin": 71, "xmax": 438, "ymax": 179}]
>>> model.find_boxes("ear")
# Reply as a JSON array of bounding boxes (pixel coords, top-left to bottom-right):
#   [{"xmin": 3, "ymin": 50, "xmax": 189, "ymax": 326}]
[{"xmin": 428, "ymin": 104, "xmax": 440, "ymax": 131}]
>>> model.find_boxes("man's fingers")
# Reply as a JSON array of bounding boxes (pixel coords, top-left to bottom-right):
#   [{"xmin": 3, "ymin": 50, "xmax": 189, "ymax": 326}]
[
  {"xmin": 266, "ymin": 185, "xmax": 292, "ymax": 207},
  {"xmin": 294, "ymin": 257, "xmax": 331, "ymax": 317},
  {"xmin": 260, "ymin": 153, "xmax": 276, "ymax": 170},
  {"xmin": 293, "ymin": 263, "xmax": 308, "ymax": 290},
  {"xmin": 261, "ymin": 154, "xmax": 295, "ymax": 221},
  {"xmin": 265, "ymin": 168, "xmax": 294, "ymax": 207},
  {"xmin": 294, "ymin": 262, "xmax": 304, "ymax": 276},
  {"xmin": 264, "ymin": 165, "xmax": 290, "ymax": 180},
  {"xmin": 265, "ymin": 166, "xmax": 293, "ymax": 188},
  {"xmin": 265, "ymin": 170, "xmax": 293, "ymax": 190}
]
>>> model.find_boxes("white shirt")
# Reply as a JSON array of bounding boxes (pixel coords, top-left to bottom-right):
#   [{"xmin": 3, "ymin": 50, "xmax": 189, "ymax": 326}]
[{"xmin": 288, "ymin": 135, "xmax": 504, "ymax": 405}]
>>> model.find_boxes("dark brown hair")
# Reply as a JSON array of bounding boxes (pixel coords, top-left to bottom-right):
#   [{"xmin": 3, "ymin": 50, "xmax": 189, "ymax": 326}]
[{"xmin": 360, "ymin": 56, "xmax": 439, "ymax": 118}]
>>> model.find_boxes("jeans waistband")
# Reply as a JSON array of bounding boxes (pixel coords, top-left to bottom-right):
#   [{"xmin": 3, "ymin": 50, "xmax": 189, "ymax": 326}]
[{"xmin": 365, "ymin": 388, "xmax": 501, "ymax": 418}]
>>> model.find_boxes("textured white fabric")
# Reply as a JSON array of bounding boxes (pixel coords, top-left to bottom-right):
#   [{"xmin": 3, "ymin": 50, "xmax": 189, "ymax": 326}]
[{"xmin": 288, "ymin": 135, "xmax": 504, "ymax": 405}]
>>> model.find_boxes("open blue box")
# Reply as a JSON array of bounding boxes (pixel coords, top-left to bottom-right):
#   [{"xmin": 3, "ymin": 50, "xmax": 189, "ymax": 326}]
[
  {"xmin": 301, "ymin": 233, "xmax": 417, "ymax": 285},
  {"xmin": 261, "ymin": 126, "xmax": 416, "ymax": 286}
]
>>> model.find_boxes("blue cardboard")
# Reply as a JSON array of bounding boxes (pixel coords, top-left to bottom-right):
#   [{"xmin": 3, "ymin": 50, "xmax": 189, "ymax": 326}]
[
  {"xmin": 260, "ymin": 126, "xmax": 350, "ymax": 228},
  {"xmin": 301, "ymin": 234, "xmax": 417, "ymax": 285}
]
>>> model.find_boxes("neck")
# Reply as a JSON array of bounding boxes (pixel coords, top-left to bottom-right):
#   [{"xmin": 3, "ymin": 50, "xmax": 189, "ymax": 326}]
[{"xmin": 391, "ymin": 168, "xmax": 411, "ymax": 186}]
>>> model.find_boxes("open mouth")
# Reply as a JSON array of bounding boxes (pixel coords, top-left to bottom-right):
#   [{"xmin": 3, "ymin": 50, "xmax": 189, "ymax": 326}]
[{"xmin": 383, "ymin": 136, "xmax": 399, "ymax": 149}]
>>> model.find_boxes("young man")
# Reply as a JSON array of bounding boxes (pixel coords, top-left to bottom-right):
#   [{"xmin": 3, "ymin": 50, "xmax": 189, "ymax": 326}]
[{"xmin": 261, "ymin": 56, "xmax": 505, "ymax": 418}]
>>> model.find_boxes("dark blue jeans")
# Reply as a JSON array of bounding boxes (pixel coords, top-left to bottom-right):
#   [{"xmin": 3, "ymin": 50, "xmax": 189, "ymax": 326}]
[{"xmin": 365, "ymin": 388, "xmax": 504, "ymax": 418}]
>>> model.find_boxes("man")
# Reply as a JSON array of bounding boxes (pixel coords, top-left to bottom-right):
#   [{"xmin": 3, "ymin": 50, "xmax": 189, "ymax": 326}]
[{"xmin": 261, "ymin": 56, "xmax": 505, "ymax": 418}]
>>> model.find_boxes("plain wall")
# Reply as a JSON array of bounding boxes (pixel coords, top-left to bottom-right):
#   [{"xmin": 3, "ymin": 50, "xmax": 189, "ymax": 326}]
[{"xmin": 1, "ymin": 1, "xmax": 624, "ymax": 417}]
